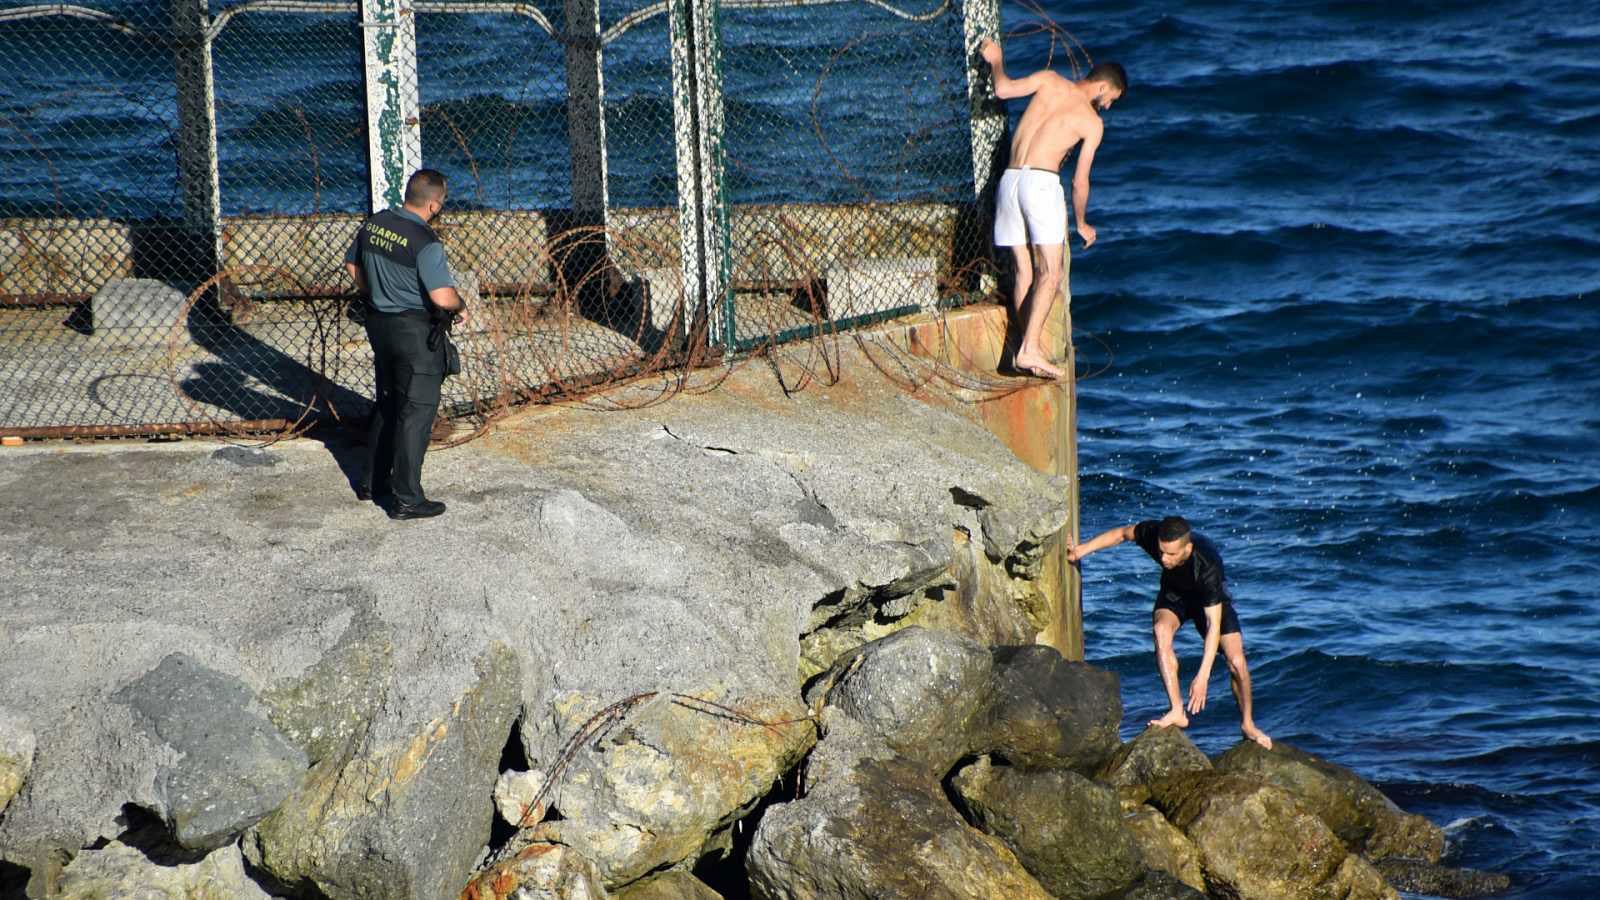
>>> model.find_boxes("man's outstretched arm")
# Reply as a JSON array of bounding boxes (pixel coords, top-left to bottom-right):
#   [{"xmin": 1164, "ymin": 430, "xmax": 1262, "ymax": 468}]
[
  {"xmin": 1072, "ymin": 119, "xmax": 1104, "ymax": 247},
  {"xmin": 1068, "ymin": 524, "xmax": 1135, "ymax": 563},
  {"xmin": 979, "ymin": 38, "xmax": 1048, "ymax": 100}
]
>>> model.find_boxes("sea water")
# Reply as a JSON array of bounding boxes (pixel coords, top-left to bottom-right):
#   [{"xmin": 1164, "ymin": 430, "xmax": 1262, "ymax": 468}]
[{"xmin": 1056, "ymin": 1, "xmax": 1599, "ymax": 895}]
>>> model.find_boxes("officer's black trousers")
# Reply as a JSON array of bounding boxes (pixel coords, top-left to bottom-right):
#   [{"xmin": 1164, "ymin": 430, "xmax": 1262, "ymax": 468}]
[{"xmin": 363, "ymin": 311, "xmax": 445, "ymax": 506}]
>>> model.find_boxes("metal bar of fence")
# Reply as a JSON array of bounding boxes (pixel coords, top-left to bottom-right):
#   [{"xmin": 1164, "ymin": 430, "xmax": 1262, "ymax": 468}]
[
  {"xmin": 0, "ymin": 4, "xmax": 149, "ymax": 37},
  {"xmin": 606, "ymin": 0, "xmax": 950, "ymax": 45},
  {"xmin": 2, "ymin": 420, "xmax": 298, "ymax": 440}
]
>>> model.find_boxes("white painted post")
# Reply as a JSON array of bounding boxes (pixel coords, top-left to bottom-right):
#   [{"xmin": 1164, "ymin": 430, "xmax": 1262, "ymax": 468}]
[
  {"xmin": 564, "ymin": 0, "xmax": 609, "ymax": 225},
  {"xmin": 361, "ymin": 0, "xmax": 422, "ymax": 212},
  {"xmin": 668, "ymin": 0, "xmax": 728, "ymax": 349},
  {"xmin": 171, "ymin": 0, "xmax": 221, "ymax": 279},
  {"xmin": 963, "ymin": 0, "xmax": 1005, "ymax": 293}
]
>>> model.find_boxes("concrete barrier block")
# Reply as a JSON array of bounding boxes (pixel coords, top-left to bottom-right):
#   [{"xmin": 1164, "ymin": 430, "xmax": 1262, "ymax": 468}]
[
  {"xmin": 638, "ymin": 267, "xmax": 685, "ymax": 337},
  {"xmin": 91, "ymin": 278, "xmax": 187, "ymax": 338},
  {"xmin": 825, "ymin": 257, "xmax": 938, "ymax": 322}
]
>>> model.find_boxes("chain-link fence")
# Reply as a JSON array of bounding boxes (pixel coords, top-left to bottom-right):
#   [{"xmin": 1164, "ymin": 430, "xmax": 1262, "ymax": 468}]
[{"xmin": 0, "ymin": 0, "xmax": 1006, "ymax": 438}]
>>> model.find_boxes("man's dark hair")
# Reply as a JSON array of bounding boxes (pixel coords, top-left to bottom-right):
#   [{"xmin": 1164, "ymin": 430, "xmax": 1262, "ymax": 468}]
[
  {"xmin": 1157, "ymin": 516, "xmax": 1191, "ymax": 543},
  {"xmin": 404, "ymin": 169, "xmax": 448, "ymax": 206},
  {"xmin": 1086, "ymin": 61, "xmax": 1128, "ymax": 95}
]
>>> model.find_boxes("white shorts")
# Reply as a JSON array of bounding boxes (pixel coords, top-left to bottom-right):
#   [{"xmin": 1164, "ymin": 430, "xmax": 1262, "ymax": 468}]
[{"xmin": 993, "ymin": 167, "xmax": 1066, "ymax": 247}]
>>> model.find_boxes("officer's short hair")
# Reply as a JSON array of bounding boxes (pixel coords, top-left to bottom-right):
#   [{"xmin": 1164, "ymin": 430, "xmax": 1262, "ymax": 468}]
[{"xmin": 404, "ymin": 169, "xmax": 448, "ymax": 206}]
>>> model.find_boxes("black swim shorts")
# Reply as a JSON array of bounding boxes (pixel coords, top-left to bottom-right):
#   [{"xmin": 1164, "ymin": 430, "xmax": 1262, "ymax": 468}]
[{"xmin": 1153, "ymin": 591, "xmax": 1242, "ymax": 637}]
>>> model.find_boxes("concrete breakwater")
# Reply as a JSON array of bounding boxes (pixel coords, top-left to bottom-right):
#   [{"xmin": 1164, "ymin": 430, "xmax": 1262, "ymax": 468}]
[
  {"xmin": 0, "ymin": 334, "xmax": 1075, "ymax": 898},
  {"xmin": 0, "ymin": 319, "xmax": 1503, "ymax": 898}
]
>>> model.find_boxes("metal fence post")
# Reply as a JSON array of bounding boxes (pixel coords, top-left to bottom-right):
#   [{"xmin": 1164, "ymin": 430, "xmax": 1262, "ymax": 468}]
[
  {"xmin": 963, "ymin": 0, "xmax": 1004, "ymax": 293},
  {"xmin": 361, "ymin": 0, "xmax": 422, "ymax": 212},
  {"xmin": 564, "ymin": 0, "xmax": 609, "ymax": 227},
  {"xmin": 669, "ymin": 0, "xmax": 729, "ymax": 351},
  {"xmin": 171, "ymin": 0, "xmax": 221, "ymax": 282}
]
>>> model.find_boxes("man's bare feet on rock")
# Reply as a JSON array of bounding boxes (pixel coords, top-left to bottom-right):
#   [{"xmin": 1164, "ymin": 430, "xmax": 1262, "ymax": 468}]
[
  {"xmin": 1149, "ymin": 708, "xmax": 1190, "ymax": 729},
  {"xmin": 1012, "ymin": 351, "xmax": 1066, "ymax": 380},
  {"xmin": 1242, "ymin": 723, "xmax": 1273, "ymax": 750}
]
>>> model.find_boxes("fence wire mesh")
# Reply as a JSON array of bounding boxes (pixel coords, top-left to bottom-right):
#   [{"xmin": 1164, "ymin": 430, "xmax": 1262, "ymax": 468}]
[{"xmin": 0, "ymin": 0, "xmax": 1015, "ymax": 440}]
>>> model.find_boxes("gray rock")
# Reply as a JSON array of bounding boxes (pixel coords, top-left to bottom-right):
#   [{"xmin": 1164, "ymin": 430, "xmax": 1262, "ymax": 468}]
[
  {"xmin": 746, "ymin": 758, "xmax": 1050, "ymax": 900},
  {"xmin": 1097, "ymin": 726, "xmax": 1213, "ymax": 805},
  {"xmin": 1372, "ymin": 858, "xmax": 1512, "ymax": 897},
  {"xmin": 113, "ymin": 653, "xmax": 306, "ymax": 852},
  {"xmin": 1214, "ymin": 740, "xmax": 1445, "ymax": 863},
  {"xmin": 244, "ymin": 642, "xmax": 521, "ymax": 900},
  {"xmin": 951, "ymin": 756, "xmax": 1143, "ymax": 899},
  {"xmin": 56, "ymin": 840, "xmax": 274, "ymax": 899},
  {"xmin": 981, "ymin": 644, "xmax": 1121, "ymax": 772},
  {"xmin": 494, "ymin": 769, "xmax": 548, "ymax": 828},
  {"xmin": 0, "ymin": 708, "xmax": 33, "ymax": 816},
  {"xmin": 807, "ymin": 627, "xmax": 992, "ymax": 774}
]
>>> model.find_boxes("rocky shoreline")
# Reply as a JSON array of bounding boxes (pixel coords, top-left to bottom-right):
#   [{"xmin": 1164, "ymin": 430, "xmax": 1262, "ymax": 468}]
[{"xmin": 0, "ymin": 352, "xmax": 1510, "ymax": 899}]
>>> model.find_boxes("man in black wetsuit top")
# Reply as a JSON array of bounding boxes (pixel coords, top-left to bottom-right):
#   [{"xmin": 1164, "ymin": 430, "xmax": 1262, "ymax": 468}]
[{"xmin": 1069, "ymin": 516, "xmax": 1272, "ymax": 749}]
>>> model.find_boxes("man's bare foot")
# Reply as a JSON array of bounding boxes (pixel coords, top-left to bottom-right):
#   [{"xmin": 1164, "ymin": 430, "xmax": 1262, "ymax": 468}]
[
  {"xmin": 1242, "ymin": 723, "xmax": 1273, "ymax": 750},
  {"xmin": 1149, "ymin": 708, "xmax": 1189, "ymax": 729},
  {"xmin": 1012, "ymin": 351, "xmax": 1066, "ymax": 380}
]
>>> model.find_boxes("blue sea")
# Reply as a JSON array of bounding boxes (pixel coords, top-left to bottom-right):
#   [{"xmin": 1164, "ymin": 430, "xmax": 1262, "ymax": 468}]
[
  {"xmin": 2, "ymin": 0, "xmax": 1597, "ymax": 895},
  {"xmin": 1056, "ymin": 1, "xmax": 1600, "ymax": 896}
]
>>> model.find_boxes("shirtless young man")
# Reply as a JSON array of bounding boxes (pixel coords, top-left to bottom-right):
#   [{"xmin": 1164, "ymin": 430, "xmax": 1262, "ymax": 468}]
[
  {"xmin": 1069, "ymin": 516, "xmax": 1273, "ymax": 749},
  {"xmin": 980, "ymin": 38, "xmax": 1125, "ymax": 379}
]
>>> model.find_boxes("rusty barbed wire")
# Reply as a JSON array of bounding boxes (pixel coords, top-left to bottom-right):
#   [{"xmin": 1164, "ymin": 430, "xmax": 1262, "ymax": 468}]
[{"xmin": 478, "ymin": 689, "xmax": 816, "ymax": 877}]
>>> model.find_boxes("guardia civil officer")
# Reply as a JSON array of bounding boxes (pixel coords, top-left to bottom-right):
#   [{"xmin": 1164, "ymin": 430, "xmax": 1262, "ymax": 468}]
[{"xmin": 344, "ymin": 169, "xmax": 464, "ymax": 520}]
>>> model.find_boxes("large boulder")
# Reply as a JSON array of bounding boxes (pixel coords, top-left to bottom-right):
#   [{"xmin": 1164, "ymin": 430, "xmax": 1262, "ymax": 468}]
[
  {"xmin": 526, "ymin": 691, "xmax": 815, "ymax": 888},
  {"xmin": 1097, "ymin": 726, "xmax": 1212, "ymax": 805},
  {"xmin": 950, "ymin": 755, "xmax": 1143, "ymax": 899},
  {"xmin": 1120, "ymin": 802, "xmax": 1205, "ymax": 892},
  {"xmin": 1372, "ymin": 858, "xmax": 1513, "ymax": 898},
  {"xmin": 244, "ymin": 641, "xmax": 521, "ymax": 900},
  {"xmin": 803, "ymin": 627, "xmax": 992, "ymax": 775},
  {"xmin": 1214, "ymin": 740, "xmax": 1445, "ymax": 862},
  {"xmin": 980, "ymin": 644, "xmax": 1121, "ymax": 772},
  {"xmin": 746, "ymin": 758, "xmax": 1050, "ymax": 900},
  {"xmin": 56, "ymin": 841, "xmax": 274, "ymax": 899},
  {"xmin": 113, "ymin": 654, "xmax": 306, "ymax": 851},
  {"xmin": 0, "ymin": 708, "xmax": 32, "ymax": 816},
  {"xmin": 1149, "ymin": 771, "xmax": 1397, "ymax": 900}
]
